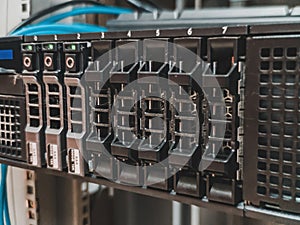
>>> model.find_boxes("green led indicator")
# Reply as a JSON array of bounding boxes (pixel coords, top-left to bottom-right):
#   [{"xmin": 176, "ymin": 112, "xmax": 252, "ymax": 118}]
[
  {"xmin": 71, "ymin": 44, "xmax": 76, "ymax": 50},
  {"xmin": 48, "ymin": 44, "xmax": 54, "ymax": 50},
  {"xmin": 27, "ymin": 45, "xmax": 33, "ymax": 51}
]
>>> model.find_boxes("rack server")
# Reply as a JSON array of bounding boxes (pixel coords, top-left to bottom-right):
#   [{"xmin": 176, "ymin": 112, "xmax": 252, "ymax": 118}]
[{"xmin": 1, "ymin": 20, "xmax": 300, "ymax": 221}]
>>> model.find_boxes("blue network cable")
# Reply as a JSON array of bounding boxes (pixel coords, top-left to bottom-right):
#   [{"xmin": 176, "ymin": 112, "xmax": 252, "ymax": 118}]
[
  {"xmin": 38, "ymin": 6, "xmax": 132, "ymax": 25},
  {"xmin": 12, "ymin": 23, "xmax": 107, "ymax": 36},
  {"xmin": 0, "ymin": 164, "xmax": 9, "ymax": 225},
  {"xmin": 0, "ymin": 166, "xmax": 3, "ymax": 225}
]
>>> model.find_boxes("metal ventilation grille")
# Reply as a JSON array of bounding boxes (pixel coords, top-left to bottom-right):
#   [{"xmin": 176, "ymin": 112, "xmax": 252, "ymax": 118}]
[
  {"xmin": 27, "ymin": 83, "xmax": 40, "ymax": 127},
  {"xmin": 244, "ymin": 37, "xmax": 300, "ymax": 213},
  {"xmin": 0, "ymin": 97, "xmax": 23, "ymax": 159},
  {"xmin": 91, "ymin": 82, "xmax": 111, "ymax": 141},
  {"xmin": 69, "ymin": 85, "xmax": 83, "ymax": 134},
  {"xmin": 47, "ymin": 84, "xmax": 61, "ymax": 129},
  {"xmin": 257, "ymin": 46, "xmax": 300, "ymax": 202}
]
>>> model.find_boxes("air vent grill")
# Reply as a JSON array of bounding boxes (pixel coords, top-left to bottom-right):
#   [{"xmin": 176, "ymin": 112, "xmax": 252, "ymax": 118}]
[
  {"xmin": 0, "ymin": 97, "xmax": 25, "ymax": 160},
  {"xmin": 257, "ymin": 46, "xmax": 300, "ymax": 202},
  {"xmin": 244, "ymin": 37, "xmax": 300, "ymax": 213}
]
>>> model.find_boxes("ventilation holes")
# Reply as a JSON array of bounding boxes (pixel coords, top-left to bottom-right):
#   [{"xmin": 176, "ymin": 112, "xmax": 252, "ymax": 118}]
[{"xmin": 0, "ymin": 98, "xmax": 22, "ymax": 158}]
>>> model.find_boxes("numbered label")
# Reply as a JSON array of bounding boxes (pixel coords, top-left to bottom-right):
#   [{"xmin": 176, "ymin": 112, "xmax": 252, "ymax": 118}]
[
  {"xmin": 222, "ymin": 26, "xmax": 228, "ymax": 35},
  {"xmin": 156, "ymin": 29, "xmax": 160, "ymax": 37}
]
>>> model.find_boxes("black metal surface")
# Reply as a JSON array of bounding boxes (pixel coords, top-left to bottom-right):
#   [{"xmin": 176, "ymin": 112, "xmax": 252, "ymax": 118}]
[
  {"xmin": 0, "ymin": 36, "xmax": 23, "ymax": 73},
  {"xmin": 244, "ymin": 35, "xmax": 300, "ymax": 214},
  {"xmin": 0, "ymin": 95, "xmax": 26, "ymax": 161}
]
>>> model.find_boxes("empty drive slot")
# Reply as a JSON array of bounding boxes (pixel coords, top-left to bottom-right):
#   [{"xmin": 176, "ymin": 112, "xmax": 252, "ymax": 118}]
[
  {"xmin": 209, "ymin": 39, "xmax": 236, "ymax": 74},
  {"xmin": 116, "ymin": 40, "xmax": 139, "ymax": 67},
  {"xmin": 92, "ymin": 40, "xmax": 113, "ymax": 62},
  {"xmin": 174, "ymin": 38, "xmax": 204, "ymax": 72},
  {"xmin": 144, "ymin": 40, "xmax": 168, "ymax": 63}
]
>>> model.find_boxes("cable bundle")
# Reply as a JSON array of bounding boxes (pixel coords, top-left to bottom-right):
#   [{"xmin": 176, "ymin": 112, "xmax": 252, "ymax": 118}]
[
  {"xmin": 0, "ymin": 165, "xmax": 9, "ymax": 225},
  {"xmin": 10, "ymin": 0, "xmax": 132, "ymax": 36}
]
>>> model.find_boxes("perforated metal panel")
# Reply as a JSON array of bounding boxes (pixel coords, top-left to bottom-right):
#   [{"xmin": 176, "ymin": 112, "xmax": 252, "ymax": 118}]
[
  {"xmin": 0, "ymin": 95, "xmax": 26, "ymax": 161},
  {"xmin": 244, "ymin": 36, "xmax": 300, "ymax": 213}
]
